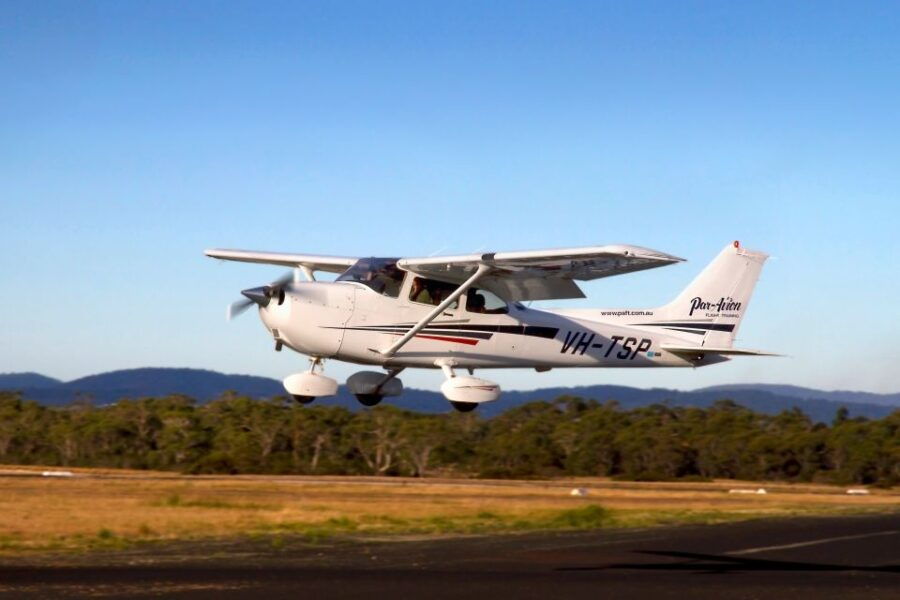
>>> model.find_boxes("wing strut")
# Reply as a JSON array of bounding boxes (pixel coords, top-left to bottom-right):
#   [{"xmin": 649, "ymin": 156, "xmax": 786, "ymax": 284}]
[{"xmin": 379, "ymin": 264, "xmax": 491, "ymax": 357}]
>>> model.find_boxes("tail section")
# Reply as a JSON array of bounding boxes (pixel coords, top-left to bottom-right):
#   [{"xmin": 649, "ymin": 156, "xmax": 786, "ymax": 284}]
[{"xmin": 653, "ymin": 241, "xmax": 768, "ymax": 348}]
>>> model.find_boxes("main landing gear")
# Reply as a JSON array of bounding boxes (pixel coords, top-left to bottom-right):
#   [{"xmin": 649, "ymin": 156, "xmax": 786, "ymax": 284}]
[
  {"xmin": 282, "ymin": 359, "xmax": 405, "ymax": 408},
  {"xmin": 436, "ymin": 359, "xmax": 500, "ymax": 413},
  {"xmin": 282, "ymin": 358, "xmax": 500, "ymax": 413},
  {"xmin": 346, "ymin": 369, "xmax": 404, "ymax": 407}
]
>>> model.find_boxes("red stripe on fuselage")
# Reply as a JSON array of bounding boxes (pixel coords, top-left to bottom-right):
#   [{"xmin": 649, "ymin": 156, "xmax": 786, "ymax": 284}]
[
  {"xmin": 388, "ymin": 332, "xmax": 480, "ymax": 346},
  {"xmin": 417, "ymin": 334, "xmax": 480, "ymax": 345}
]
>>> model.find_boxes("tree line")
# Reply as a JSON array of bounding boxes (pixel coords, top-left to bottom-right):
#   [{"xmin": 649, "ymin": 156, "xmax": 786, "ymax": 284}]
[{"xmin": 0, "ymin": 391, "xmax": 897, "ymax": 485}]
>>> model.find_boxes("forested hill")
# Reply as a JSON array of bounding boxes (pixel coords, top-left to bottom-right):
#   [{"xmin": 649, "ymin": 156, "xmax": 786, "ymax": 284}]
[
  {"xmin": 0, "ymin": 372, "xmax": 62, "ymax": 389},
  {"xmin": 1, "ymin": 368, "xmax": 897, "ymax": 423},
  {"xmin": 454, "ymin": 386, "xmax": 898, "ymax": 423},
  {"xmin": 700, "ymin": 383, "xmax": 900, "ymax": 407},
  {"xmin": 0, "ymin": 369, "xmax": 282, "ymax": 406}
]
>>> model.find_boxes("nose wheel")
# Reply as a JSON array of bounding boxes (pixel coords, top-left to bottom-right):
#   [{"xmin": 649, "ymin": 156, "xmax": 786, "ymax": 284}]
[{"xmin": 283, "ymin": 357, "xmax": 338, "ymax": 405}]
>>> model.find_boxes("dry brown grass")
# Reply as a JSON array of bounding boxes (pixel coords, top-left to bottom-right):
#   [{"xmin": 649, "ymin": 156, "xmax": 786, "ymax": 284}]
[{"xmin": 0, "ymin": 465, "xmax": 896, "ymax": 554}]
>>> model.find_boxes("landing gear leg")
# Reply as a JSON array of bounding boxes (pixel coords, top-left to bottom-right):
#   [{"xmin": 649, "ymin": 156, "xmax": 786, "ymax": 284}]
[{"xmin": 377, "ymin": 368, "xmax": 405, "ymax": 391}]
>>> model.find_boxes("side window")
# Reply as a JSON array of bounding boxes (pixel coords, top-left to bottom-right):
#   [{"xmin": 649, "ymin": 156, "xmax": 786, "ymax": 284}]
[
  {"xmin": 409, "ymin": 277, "xmax": 459, "ymax": 309},
  {"xmin": 466, "ymin": 288, "xmax": 508, "ymax": 314}
]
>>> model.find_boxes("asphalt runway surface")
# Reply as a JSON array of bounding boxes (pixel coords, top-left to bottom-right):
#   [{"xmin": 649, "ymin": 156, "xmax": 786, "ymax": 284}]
[{"xmin": 1, "ymin": 513, "xmax": 897, "ymax": 599}]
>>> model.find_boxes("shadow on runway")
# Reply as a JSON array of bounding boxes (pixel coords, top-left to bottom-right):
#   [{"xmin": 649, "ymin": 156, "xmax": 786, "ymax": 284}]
[{"xmin": 556, "ymin": 550, "xmax": 900, "ymax": 574}]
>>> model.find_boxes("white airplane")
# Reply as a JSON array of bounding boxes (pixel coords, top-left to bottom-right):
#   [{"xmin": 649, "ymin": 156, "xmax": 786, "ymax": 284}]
[{"xmin": 205, "ymin": 241, "xmax": 776, "ymax": 412}]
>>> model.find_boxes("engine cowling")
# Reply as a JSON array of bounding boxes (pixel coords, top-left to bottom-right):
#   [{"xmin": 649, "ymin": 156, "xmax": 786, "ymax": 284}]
[
  {"xmin": 440, "ymin": 376, "xmax": 500, "ymax": 404},
  {"xmin": 283, "ymin": 372, "xmax": 338, "ymax": 398}
]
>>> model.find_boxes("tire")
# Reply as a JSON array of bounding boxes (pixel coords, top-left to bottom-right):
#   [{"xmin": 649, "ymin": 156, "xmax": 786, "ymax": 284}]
[
  {"xmin": 356, "ymin": 394, "xmax": 383, "ymax": 407},
  {"xmin": 450, "ymin": 401, "xmax": 478, "ymax": 413},
  {"xmin": 292, "ymin": 395, "xmax": 316, "ymax": 404}
]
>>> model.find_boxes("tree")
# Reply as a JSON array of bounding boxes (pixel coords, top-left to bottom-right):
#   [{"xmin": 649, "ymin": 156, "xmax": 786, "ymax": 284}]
[
  {"xmin": 476, "ymin": 402, "xmax": 564, "ymax": 477},
  {"xmin": 565, "ymin": 400, "xmax": 624, "ymax": 476},
  {"xmin": 285, "ymin": 405, "xmax": 353, "ymax": 473},
  {"xmin": 400, "ymin": 415, "xmax": 451, "ymax": 477},
  {"xmin": 2, "ymin": 391, "xmax": 897, "ymax": 486},
  {"xmin": 345, "ymin": 406, "xmax": 407, "ymax": 475},
  {"xmin": 0, "ymin": 393, "xmax": 24, "ymax": 458}
]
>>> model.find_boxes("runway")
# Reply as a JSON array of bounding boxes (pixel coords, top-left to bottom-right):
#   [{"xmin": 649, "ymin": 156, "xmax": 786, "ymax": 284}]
[{"xmin": 1, "ymin": 512, "xmax": 897, "ymax": 599}]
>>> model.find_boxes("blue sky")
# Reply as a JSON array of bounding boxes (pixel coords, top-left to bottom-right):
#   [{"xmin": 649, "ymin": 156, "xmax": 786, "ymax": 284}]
[{"xmin": 2, "ymin": 1, "xmax": 899, "ymax": 393}]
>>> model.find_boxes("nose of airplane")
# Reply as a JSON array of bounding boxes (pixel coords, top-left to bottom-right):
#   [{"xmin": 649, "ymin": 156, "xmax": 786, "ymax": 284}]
[{"xmin": 241, "ymin": 286, "xmax": 271, "ymax": 307}]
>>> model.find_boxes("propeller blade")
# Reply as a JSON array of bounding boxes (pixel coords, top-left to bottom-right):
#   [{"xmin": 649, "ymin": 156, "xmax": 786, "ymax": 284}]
[
  {"xmin": 269, "ymin": 271, "xmax": 294, "ymax": 288},
  {"xmin": 225, "ymin": 270, "xmax": 294, "ymax": 321},
  {"xmin": 227, "ymin": 298, "xmax": 254, "ymax": 321}
]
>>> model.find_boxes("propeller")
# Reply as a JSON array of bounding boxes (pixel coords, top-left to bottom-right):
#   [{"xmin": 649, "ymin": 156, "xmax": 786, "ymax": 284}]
[{"xmin": 227, "ymin": 271, "xmax": 295, "ymax": 321}]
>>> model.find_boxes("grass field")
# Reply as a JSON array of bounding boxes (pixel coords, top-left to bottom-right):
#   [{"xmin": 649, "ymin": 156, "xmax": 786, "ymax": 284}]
[{"xmin": 0, "ymin": 465, "xmax": 897, "ymax": 555}]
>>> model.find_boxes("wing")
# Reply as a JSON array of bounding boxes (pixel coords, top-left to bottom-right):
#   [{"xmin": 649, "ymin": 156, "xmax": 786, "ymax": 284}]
[
  {"xmin": 204, "ymin": 249, "xmax": 358, "ymax": 274},
  {"xmin": 398, "ymin": 245, "xmax": 685, "ymax": 301}
]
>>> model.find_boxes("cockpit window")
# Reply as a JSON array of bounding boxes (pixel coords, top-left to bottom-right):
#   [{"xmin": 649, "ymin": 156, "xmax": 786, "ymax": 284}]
[
  {"xmin": 465, "ymin": 288, "xmax": 508, "ymax": 314},
  {"xmin": 337, "ymin": 258, "xmax": 405, "ymax": 298}
]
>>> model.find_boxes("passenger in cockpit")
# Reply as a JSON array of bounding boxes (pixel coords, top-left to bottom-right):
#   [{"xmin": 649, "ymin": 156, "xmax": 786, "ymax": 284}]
[{"xmin": 410, "ymin": 277, "xmax": 433, "ymax": 304}]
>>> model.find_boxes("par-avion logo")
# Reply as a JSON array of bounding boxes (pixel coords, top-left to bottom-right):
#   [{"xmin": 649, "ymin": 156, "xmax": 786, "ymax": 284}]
[{"xmin": 689, "ymin": 296, "xmax": 742, "ymax": 317}]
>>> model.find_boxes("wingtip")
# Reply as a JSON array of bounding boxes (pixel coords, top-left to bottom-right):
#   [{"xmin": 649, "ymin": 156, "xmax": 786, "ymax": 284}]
[
  {"xmin": 644, "ymin": 251, "xmax": 686, "ymax": 263},
  {"xmin": 619, "ymin": 245, "xmax": 686, "ymax": 263}
]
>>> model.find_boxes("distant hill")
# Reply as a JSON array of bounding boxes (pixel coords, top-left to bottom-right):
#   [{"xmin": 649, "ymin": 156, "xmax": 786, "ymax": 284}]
[
  {"xmin": 384, "ymin": 385, "xmax": 899, "ymax": 423},
  {"xmin": 700, "ymin": 383, "xmax": 900, "ymax": 407},
  {"xmin": 0, "ymin": 372, "xmax": 62, "ymax": 389},
  {"xmin": 2, "ymin": 368, "xmax": 897, "ymax": 423},
  {"xmin": 5, "ymin": 368, "xmax": 282, "ymax": 405}
]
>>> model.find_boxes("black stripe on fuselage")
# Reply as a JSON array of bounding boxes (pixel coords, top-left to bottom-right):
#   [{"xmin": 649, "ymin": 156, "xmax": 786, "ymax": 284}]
[
  {"xmin": 425, "ymin": 324, "xmax": 560, "ymax": 339},
  {"xmin": 325, "ymin": 324, "xmax": 559, "ymax": 340},
  {"xmin": 662, "ymin": 327, "xmax": 707, "ymax": 335},
  {"xmin": 630, "ymin": 322, "xmax": 736, "ymax": 333},
  {"xmin": 332, "ymin": 326, "xmax": 493, "ymax": 340}
]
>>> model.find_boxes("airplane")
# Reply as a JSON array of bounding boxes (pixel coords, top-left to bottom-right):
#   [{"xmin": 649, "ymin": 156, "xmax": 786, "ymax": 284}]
[{"xmin": 205, "ymin": 241, "xmax": 776, "ymax": 412}]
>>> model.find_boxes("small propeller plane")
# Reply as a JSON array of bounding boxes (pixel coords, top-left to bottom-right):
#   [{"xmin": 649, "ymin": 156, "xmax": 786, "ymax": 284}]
[{"xmin": 205, "ymin": 241, "xmax": 776, "ymax": 412}]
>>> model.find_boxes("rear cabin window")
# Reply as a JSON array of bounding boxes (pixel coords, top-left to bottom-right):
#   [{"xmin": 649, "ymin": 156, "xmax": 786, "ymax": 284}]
[
  {"xmin": 337, "ymin": 258, "xmax": 405, "ymax": 298},
  {"xmin": 408, "ymin": 277, "xmax": 459, "ymax": 309},
  {"xmin": 466, "ymin": 288, "xmax": 508, "ymax": 314}
]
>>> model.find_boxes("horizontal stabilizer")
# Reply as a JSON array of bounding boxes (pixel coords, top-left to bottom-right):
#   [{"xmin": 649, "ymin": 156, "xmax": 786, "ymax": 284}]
[{"xmin": 661, "ymin": 344, "xmax": 782, "ymax": 357}]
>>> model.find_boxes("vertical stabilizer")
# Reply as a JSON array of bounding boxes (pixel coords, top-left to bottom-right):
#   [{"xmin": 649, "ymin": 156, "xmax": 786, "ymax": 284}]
[{"xmin": 654, "ymin": 241, "xmax": 768, "ymax": 347}]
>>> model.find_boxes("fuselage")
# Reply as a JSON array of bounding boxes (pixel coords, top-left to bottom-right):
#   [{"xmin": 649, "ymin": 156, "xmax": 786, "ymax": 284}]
[{"xmin": 256, "ymin": 279, "xmax": 728, "ymax": 371}]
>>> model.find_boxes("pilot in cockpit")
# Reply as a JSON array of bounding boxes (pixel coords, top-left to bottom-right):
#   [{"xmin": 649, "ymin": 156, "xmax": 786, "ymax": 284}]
[
  {"xmin": 380, "ymin": 263, "xmax": 404, "ymax": 297},
  {"xmin": 467, "ymin": 292, "xmax": 486, "ymax": 313}
]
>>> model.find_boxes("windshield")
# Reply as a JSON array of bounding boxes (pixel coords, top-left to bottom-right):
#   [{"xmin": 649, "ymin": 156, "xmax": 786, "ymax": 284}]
[{"xmin": 337, "ymin": 258, "xmax": 405, "ymax": 298}]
